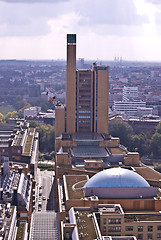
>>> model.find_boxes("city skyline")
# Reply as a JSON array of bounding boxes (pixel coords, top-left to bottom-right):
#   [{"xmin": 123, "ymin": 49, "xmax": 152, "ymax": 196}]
[{"xmin": 0, "ymin": 0, "xmax": 161, "ymax": 61}]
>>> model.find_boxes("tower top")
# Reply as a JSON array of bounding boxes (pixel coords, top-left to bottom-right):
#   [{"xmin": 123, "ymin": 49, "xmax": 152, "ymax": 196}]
[{"xmin": 67, "ymin": 34, "xmax": 76, "ymax": 45}]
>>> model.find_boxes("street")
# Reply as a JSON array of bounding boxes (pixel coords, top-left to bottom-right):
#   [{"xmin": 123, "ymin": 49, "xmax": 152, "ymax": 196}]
[{"xmin": 34, "ymin": 169, "xmax": 56, "ymax": 212}]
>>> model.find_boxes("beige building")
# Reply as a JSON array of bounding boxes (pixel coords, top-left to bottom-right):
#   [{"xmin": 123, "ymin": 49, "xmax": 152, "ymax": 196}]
[
  {"xmin": 55, "ymin": 34, "xmax": 161, "ymax": 240},
  {"xmin": 63, "ymin": 204, "xmax": 161, "ymax": 240},
  {"xmin": 55, "ymin": 34, "xmax": 140, "ymax": 169},
  {"xmin": 58, "ymin": 167, "xmax": 161, "ymax": 240},
  {"xmin": 55, "ymin": 34, "xmax": 109, "ymax": 136}
]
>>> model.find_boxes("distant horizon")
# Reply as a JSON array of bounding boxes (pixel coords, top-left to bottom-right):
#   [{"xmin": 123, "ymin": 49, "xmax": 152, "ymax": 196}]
[
  {"xmin": 0, "ymin": 58, "xmax": 161, "ymax": 64},
  {"xmin": 0, "ymin": 1, "xmax": 161, "ymax": 62}
]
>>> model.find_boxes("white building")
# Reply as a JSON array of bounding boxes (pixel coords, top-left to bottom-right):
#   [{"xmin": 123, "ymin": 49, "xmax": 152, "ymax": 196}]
[
  {"xmin": 137, "ymin": 107, "xmax": 153, "ymax": 116},
  {"xmin": 24, "ymin": 106, "xmax": 41, "ymax": 119},
  {"xmin": 114, "ymin": 100, "xmax": 146, "ymax": 116},
  {"xmin": 123, "ymin": 86, "xmax": 138, "ymax": 101}
]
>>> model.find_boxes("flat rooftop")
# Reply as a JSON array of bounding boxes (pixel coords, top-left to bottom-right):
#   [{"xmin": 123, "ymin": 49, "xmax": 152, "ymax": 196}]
[
  {"xmin": 134, "ymin": 166, "xmax": 161, "ymax": 181},
  {"xmin": 71, "ymin": 146, "xmax": 109, "ymax": 158},
  {"xmin": 124, "ymin": 213, "xmax": 161, "ymax": 222},
  {"xmin": 75, "ymin": 210, "xmax": 97, "ymax": 240},
  {"xmin": 65, "ymin": 175, "xmax": 88, "ymax": 199},
  {"xmin": 71, "ymin": 132, "xmax": 104, "ymax": 141},
  {"xmin": 99, "ymin": 204, "xmax": 123, "ymax": 215},
  {"xmin": 29, "ymin": 211, "xmax": 59, "ymax": 240}
]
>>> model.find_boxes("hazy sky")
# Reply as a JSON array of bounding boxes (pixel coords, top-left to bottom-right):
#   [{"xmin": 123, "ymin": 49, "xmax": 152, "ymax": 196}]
[{"xmin": 0, "ymin": 0, "xmax": 161, "ymax": 61}]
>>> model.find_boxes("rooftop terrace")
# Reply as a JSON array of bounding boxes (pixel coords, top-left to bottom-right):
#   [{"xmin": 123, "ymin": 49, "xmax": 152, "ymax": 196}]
[
  {"xmin": 75, "ymin": 210, "xmax": 97, "ymax": 240},
  {"xmin": 65, "ymin": 175, "xmax": 88, "ymax": 199}
]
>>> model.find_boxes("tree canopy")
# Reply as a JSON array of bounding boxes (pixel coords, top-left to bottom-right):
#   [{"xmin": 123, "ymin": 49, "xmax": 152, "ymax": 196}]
[{"xmin": 109, "ymin": 120, "xmax": 133, "ymax": 147}]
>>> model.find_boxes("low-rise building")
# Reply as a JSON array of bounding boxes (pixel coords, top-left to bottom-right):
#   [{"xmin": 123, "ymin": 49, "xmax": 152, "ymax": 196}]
[
  {"xmin": 1, "ymin": 169, "xmax": 32, "ymax": 222},
  {"xmin": 0, "ymin": 120, "xmax": 39, "ymax": 178},
  {"xmin": 58, "ymin": 166, "xmax": 161, "ymax": 239},
  {"xmin": 0, "ymin": 204, "xmax": 17, "ymax": 240},
  {"xmin": 113, "ymin": 101, "xmax": 146, "ymax": 116}
]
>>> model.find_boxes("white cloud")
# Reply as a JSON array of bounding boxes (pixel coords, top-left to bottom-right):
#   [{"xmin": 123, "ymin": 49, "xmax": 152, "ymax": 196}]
[
  {"xmin": 0, "ymin": 0, "xmax": 69, "ymax": 3},
  {"xmin": 0, "ymin": 0, "xmax": 160, "ymax": 61}
]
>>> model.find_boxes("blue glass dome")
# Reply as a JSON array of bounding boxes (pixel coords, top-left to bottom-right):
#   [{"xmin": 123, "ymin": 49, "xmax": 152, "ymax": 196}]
[{"xmin": 84, "ymin": 167, "xmax": 150, "ymax": 188}]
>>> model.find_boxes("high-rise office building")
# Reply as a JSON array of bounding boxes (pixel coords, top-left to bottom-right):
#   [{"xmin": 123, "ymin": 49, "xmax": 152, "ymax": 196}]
[
  {"xmin": 56, "ymin": 34, "xmax": 109, "ymax": 136},
  {"xmin": 55, "ymin": 34, "xmax": 138, "ymax": 166}
]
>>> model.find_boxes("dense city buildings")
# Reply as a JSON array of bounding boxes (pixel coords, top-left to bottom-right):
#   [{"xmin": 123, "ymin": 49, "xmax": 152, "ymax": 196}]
[
  {"xmin": 1, "ymin": 34, "xmax": 161, "ymax": 239},
  {"xmin": 54, "ymin": 34, "xmax": 161, "ymax": 240}
]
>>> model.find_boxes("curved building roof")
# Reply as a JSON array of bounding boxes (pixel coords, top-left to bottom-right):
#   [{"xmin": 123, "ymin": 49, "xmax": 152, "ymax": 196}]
[{"xmin": 84, "ymin": 167, "xmax": 150, "ymax": 188}]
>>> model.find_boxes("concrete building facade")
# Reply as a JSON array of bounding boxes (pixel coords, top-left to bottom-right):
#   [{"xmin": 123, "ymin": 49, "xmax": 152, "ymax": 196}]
[{"xmin": 56, "ymin": 34, "xmax": 109, "ymax": 135}]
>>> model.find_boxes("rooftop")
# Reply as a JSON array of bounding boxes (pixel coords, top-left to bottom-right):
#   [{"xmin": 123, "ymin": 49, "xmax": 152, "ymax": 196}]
[
  {"xmin": 23, "ymin": 134, "xmax": 34, "ymax": 156},
  {"xmin": 71, "ymin": 132, "xmax": 104, "ymax": 141},
  {"xmin": 71, "ymin": 145, "xmax": 109, "ymax": 158},
  {"xmin": 75, "ymin": 210, "xmax": 97, "ymax": 240},
  {"xmin": 134, "ymin": 166, "xmax": 161, "ymax": 181},
  {"xmin": 124, "ymin": 213, "xmax": 161, "ymax": 222},
  {"xmin": 65, "ymin": 175, "xmax": 88, "ymax": 199},
  {"xmin": 29, "ymin": 211, "xmax": 59, "ymax": 240}
]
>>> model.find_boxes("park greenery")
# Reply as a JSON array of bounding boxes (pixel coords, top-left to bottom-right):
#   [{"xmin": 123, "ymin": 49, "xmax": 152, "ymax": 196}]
[
  {"xmin": 109, "ymin": 120, "xmax": 161, "ymax": 158},
  {"xmin": 29, "ymin": 121, "xmax": 55, "ymax": 153}
]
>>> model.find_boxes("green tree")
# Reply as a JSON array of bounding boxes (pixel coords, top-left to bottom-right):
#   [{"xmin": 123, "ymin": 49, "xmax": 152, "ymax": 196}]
[
  {"xmin": 129, "ymin": 133, "xmax": 151, "ymax": 156},
  {"xmin": 5, "ymin": 111, "xmax": 18, "ymax": 122},
  {"xmin": 28, "ymin": 121, "xmax": 40, "ymax": 128},
  {"xmin": 109, "ymin": 120, "xmax": 133, "ymax": 147},
  {"xmin": 150, "ymin": 132, "xmax": 161, "ymax": 156},
  {"xmin": 18, "ymin": 103, "xmax": 31, "ymax": 118},
  {"xmin": 156, "ymin": 121, "xmax": 161, "ymax": 134},
  {"xmin": 13, "ymin": 95, "xmax": 30, "ymax": 112},
  {"xmin": 154, "ymin": 163, "xmax": 161, "ymax": 173},
  {"xmin": 30, "ymin": 121, "xmax": 55, "ymax": 153},
  {"xmin": 0, "ymin": 112, "xmax": 5, "ymax": 123}
]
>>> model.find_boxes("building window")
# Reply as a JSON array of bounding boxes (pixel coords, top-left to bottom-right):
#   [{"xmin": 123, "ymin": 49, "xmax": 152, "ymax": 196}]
[
  {"xmin": 158, "ymin": 226, "xmax": 161, "ymax": 231},
  {"xmin": 108, "ymin": 218, "xmax": 121, "ymax": 224},
  {"xmin": 108, "ymin": 226, "xmax": 121, "ymax": 232},
  {"xmin": 138, "ymin": 226, "xmax": 143, "ymax": 232},
  {"xmin": 148, "ymin": 226, "xmax": 153, "ymax": 232},
  {"xmin": 103, "ymin": 226, "xmax": 106, "ymax": 232},
  {"xmin": 103, "ymin": 218, "xmax": 106, "ymax": 224},
  {"xmin": 138, "ymin": 234, "xmax": 143, "ymax": 239},
  {"xmin": 147, "ymin": 233, "xmax": 152, "ymax": 239},
  {"xmin": 126, "ymin": 226, "xmax": 133, "ymax": 231},
  {"xmin": 157, "ymin": 233, "xmax": 161, "ymax": 238}
]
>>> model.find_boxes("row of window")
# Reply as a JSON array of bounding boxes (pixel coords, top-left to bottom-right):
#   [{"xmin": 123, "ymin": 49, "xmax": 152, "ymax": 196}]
[
  {"xmin": 79, "ymin": 95, "xmax": 91, "ymax": 98},
  {"xmin": 79, "ymin": 100, "xmax": 91, "ymax": 103},
  {"xmin": 79, "ymin": 74, "xmax": 91, "ymax": 78},
  {"xmin": 103, "ymin": 218, "xmax": 161, "ymax": 233},
  {"xmin": 79, "ymin": 78, "xmax": 91, "ymax": 82},
  {"xmin": 103, "ymin": 228, "xmax": 161, "ymax": 239},
  {"xmin": 103, "ymin": 218, "xmax": 121, "ymax": 224},
  {"xmin": 79, "ymin": 89, "xmax": 91, "ymax": 93},
  {"xmin": 126, "ymin": 225, "xmax": 153, "ymax": 232},
  {"xmin": 103, "ymin": 226, "xmax": 121, "ymax": 232},
  {"xmin": 79, "ymin": 110, "xmax": 91, "ymax": 113},
  {"xmin": 78, "ymin": 105, "xmax": 91, "ymax": 109},
  {"xmin": 79, "ymin": 84, "xmax": 91, "ymax": 88},
  {"xmin": 78, "ymin": 121, "xmax": 90, "ymax": 124},
  {"xmin": 78, "ymin": 116, "xmax": 90, "ymax": 119}
]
